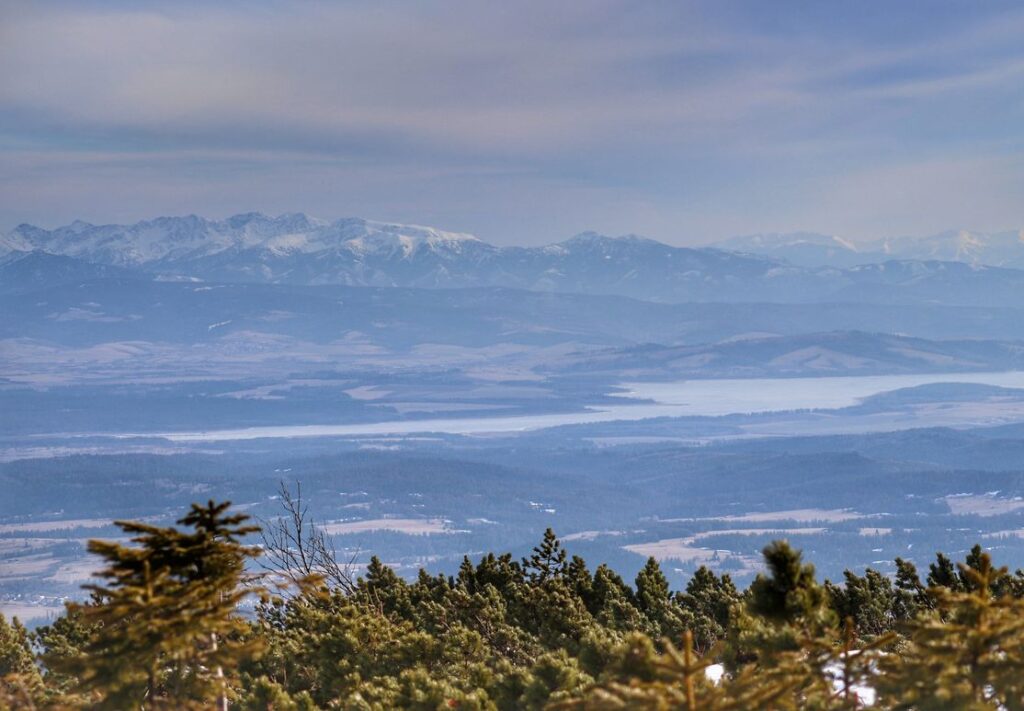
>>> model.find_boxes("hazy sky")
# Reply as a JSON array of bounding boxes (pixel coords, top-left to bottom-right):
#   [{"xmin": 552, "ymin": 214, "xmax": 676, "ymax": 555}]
[{"xmin": 3, "ymin": 1, "xmax": 1024, "ymax": 245}]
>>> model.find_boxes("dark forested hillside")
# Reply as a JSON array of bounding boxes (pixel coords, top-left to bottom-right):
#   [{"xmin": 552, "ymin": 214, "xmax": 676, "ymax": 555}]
[{"xmin": 5, "ymin": 501, "xmax": 1024, "ymax": 709}]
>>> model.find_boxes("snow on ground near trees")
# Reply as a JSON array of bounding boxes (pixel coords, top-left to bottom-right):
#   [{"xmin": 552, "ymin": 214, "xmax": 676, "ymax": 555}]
[{"xmin": 319, "ymin": 517, "xmax": 465, "ymax": 535}]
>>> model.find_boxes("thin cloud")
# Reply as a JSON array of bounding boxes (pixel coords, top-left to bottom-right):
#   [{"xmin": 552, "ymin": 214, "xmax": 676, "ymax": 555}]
[{"xmin": 1, "ymin": 1, "xmax": 1024, "ymax": 243}]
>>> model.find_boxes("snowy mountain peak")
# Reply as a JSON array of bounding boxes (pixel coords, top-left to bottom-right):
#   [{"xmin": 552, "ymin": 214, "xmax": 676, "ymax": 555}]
[
  {"xmin": 562, "ymin": 231, "xmax": 657, "ymax": 245},
  {"xmin": 0, "ymin": 229, "xmax": 33, "ymax": 255},
  {"xmin": 549, "ymin": 232, "xmax": 665, "ymax": 256},
  {"xmin": 3, "ymin": 213, "xmax": 491, "ymax": 267},
  {"xmin": 717, "ymin": 228, "xmax": 1024, "ymax": 270},
  {"xmin": 874, "ymin": 229, "xmax": 1024, "ymax": 268},
  {"xmin": 67, "ymin": 219, "xmax": 95, "ymax": 232},
  {"xmin": 719, "ymin": 232, "xmax": 858, "ymax": 252},
  {"xmin": 710, "ymin": 232, "xmax": 863, "ymax": 267},
  {"xmin": 329, "ymin": 218, "xmax": 485, "ymax": 258}
]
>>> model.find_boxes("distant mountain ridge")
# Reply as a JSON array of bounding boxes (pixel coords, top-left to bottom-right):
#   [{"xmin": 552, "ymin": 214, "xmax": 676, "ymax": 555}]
[
  {"xmin": 1, "ymin": 213, "xmax": 796, "ymax": 300},
  {"xmin": 720, "ymin": 229, "xmax": 1024, "ymax": 268},
  {"xmin": 552, "ymin": 331, "xmax": 1024, "ymax": 379},
  {"xmin": 0, "ymin": 250, "xmax": 137, "ymax": 295},
  {"xmin": 714, "ymin": 232, "xmax": 869, "ymax": 267},
  {"xmin": 2, "ymin": 214, "xmax": 483, "ymax": 267},
  {"xmin": 6, "ymin": 213, "xmax": 1024, "ymax": 305}
]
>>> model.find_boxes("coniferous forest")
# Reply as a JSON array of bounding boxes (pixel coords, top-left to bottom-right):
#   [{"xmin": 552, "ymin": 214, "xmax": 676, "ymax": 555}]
[{"xmin": 3, "ymin": 500, "xmax": 1024, "ymax": 709}]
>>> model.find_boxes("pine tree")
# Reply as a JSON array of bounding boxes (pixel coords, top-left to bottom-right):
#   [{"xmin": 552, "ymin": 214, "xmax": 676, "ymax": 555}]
[
  {"xmin": 553, "ymin": 630, "xmax": 798, "ymax": 710},
  {"xmin": 892, "ymin": 557, "xmax": 931, "ymax": 620},
  {"xmin": 878, "ymin": 549, "xmax": 1024, "ymax": 709},
  {"xmin": 634, "ymin": 558, "xmax": 671, "ymax": 614},
  {"xmin": 826, "ymin": 568, "xmax": 895, "ymax": 638},
  {"xmin": 50, "ymin": 500, "xmax": 263, "ymax": 710},
  {"xmin": 635, "ymin": 557, "xmax": 690, "ymax": 641},
  {"xmin": 525, "ymin": 529, "xmax": 568, "ymax": 583},
  {"xmin": 727, "ymin": 541, "xmax": 872, "ymax": 709},
  {"xmin": 748, "ymin": 541, "xmax": 831, "ymax": 627},
  {"xmin": 927, "ymin": 551, "xmax": 964, "ymax": 592},
  {"xmin": 0, "ymin": 613, "xmax": 44, "ymax": 709},
  {"xmin": 565, "ymin": 555, "xmax": 595, "ymax": 607},
  {"xmin": 677, "ymin": 566, "xmax": 739, "ymax": 653}
]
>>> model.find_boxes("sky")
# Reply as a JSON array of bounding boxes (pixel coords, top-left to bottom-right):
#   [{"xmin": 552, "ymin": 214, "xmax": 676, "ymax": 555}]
[{"xmin": 2, "ymin": 0, "xmax": 1024, "ymax": 245}]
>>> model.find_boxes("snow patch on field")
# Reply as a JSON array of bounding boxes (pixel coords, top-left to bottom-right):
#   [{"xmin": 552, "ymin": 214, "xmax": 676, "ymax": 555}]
[
  {"xmin": 945, "ymin": 493, "xmax": 1024, "ymax": 517},
  {"xmin": 0, "ymin": 518, "xmax": 118, "ymax": 534},
  {"xmin": 320, "ymin": 518, "xmax": 464, "ymax": 535},
  {"xmin": 665, "ymin": 508, "xmax": 864, "ymax": 524},
  {"xmin": 624, "ymin": 528, "xmax": 828, "ymax": 574}
]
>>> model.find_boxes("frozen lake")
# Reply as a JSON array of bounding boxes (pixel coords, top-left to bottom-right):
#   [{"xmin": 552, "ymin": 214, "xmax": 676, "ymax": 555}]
[{"xmin": 129, "ymin": 370, "xmax": 1024, "ymax": 442}]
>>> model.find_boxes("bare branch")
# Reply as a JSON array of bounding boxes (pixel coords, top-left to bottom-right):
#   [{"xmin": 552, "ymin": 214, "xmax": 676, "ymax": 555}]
[{"xmin": 257, "ymin": 481, "xmax": 357, "ymax": 594}]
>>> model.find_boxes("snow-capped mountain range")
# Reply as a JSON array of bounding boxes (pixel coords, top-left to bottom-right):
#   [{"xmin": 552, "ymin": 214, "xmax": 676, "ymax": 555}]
[
  {"xmin": 4, "ymin": 213, "xmax": 1024, "ymax": 305},
  {"xmin": 1, "ymin": 213, "xmax": 484, "ymax": 267},
  {"xmin": 721, "ymin": 229, "xmax": 1024, "ymax": 268},
  {"xmin": 0, "ymin": 213, "xmax": 798, "ymax": 300}
]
